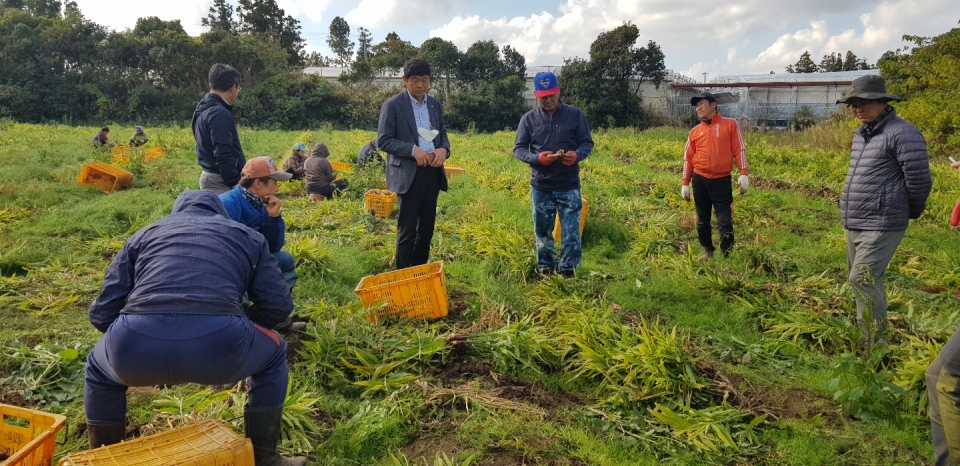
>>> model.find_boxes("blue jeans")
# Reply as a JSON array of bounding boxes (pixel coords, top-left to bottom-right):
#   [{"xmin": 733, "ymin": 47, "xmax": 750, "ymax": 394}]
[
  {"xmin": 84, "ymin": 314, "xmax": 288, "ymax": 423},
  {"xmin": 531, "ymin": 187, "xmax": 582, "ymax": 272},
  {"xmin": 273, "ymin": 251, "xmax": 298, "ymax": 291}
]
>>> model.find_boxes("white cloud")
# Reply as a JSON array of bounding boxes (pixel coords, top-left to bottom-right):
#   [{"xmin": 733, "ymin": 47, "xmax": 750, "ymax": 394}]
[
  {"xmin": 731, "ymin": 0, "xmax": 960, "ymax": 75},
  {"xmin": 345, "ymin": 0, "xmax": 472, "ymax": 29},
  {"xmin": 74, "ymin": 0, "xmax": 208, "ymax": 35},
  {"xmin": 277, "ymin": 0, "xmax": 331, "ymax": 24}
]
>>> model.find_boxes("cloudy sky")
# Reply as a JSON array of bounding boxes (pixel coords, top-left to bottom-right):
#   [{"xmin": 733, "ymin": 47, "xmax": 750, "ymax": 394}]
[{"xmin": 74, "ymin": 0, "xmax": 959, "ymax": 80}]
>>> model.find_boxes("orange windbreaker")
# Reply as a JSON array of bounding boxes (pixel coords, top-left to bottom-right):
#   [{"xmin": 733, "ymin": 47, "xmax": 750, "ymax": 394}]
[{"xmin": 681, "ymin": 113, "xmax": 748, "ymax": 184}]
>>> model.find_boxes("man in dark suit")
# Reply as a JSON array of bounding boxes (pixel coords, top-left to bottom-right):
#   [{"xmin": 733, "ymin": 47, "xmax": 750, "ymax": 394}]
[{"xmin": 377, "ymin": 58, "xmax": 451, "ymax": 269}]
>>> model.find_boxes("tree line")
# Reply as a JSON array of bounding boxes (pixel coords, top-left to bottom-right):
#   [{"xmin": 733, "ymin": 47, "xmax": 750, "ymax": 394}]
[{"xmin": 0, "ymin": 0, "xmax": 669, "ymax": 132}]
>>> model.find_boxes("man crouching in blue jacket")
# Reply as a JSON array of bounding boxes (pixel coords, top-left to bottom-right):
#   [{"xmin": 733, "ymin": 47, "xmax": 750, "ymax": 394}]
[{"xmin": 83, "ymin": 190, "xmax": 306, "ymax": 466}]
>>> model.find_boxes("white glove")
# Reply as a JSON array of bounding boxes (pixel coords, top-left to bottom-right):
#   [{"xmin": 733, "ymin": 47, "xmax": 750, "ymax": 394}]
[
  {"xmin": 737, "ymin": 175, "xmax": 749, "ymax": 194},
  {"xmin": 681, "ymin": 185, "xmax": 691, "ymax": 201}
]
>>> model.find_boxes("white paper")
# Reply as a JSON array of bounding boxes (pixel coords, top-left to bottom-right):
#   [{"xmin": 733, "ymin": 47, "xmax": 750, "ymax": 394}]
[{"xmin": 417, "ymin": 127, "xmax": 439, "ymax": 142}]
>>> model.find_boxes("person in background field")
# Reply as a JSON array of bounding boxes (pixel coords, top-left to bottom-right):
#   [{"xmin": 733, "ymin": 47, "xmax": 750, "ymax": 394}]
[
  {"xmin": 193, "ymin": 63, "xmax": 245, "ymax": 194},
  {"xmin": 282, "ymin": 142, "xmax": 308, "ymax": 180},
  {"xmin": 356, "ymin": 138, "xmax": 384, "ymax": 167},
  {"xmin": 304, "ymin": 142, "xmax": 348, "ymax": 201},
  {"xmin": 680, "ymin": 91, "xmax": 749, "ymax": 258},
  {"xmin": 92, "ymin": 126, "xmax": 114, "ymax": 148},
  {"xmin": 836, "ymin": 74, "xmax": 930, "ymax": 347},
  {"xmin": 129, "ymin": 126, "xmax": 148, "ymax": 147},
  {"xmin": 930, "ymin": 160, "xmax": 960, "ymax": 466},
  {"xmin": 513, "ymin": 71, "xmax": 593, "ymax": 279},
  {"xmin": 83, "ymin": 190, "xmax": 306, "ymax": 466},
  {"xmin": 377, "ymin": 58, "xmax": 451, "ymax": 269}
]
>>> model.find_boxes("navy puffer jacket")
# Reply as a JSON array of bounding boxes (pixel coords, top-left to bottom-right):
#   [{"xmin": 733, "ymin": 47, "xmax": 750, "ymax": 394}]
[{"xmin": 840, "ymin": 108, "xmax": 931, "ymax": 231}]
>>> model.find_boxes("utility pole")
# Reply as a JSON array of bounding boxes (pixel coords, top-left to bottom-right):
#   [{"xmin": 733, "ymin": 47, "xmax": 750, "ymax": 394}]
[{"xmin": 702, "ymin": 72, "xmax": 708, "ymax": 84}]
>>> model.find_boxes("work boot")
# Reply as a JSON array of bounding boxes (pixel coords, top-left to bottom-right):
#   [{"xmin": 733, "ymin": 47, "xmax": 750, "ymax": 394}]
[
  {"xmin": 274, "ymin": 317, "xmax": 306, "ymax": 333},
  {"xmin": 244, "ymin": 405, "xmax": 307, "ymax": 466},
  {"xmin": 87, "ymin": 420, "xmax": 126, "ymax": 448}
]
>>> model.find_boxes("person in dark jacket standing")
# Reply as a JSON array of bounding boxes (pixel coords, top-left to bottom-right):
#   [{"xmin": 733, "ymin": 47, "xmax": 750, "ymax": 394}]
[
  {"xmin": 837, "ymin": 75, "xmax": 931, "ymax": 345},
  {"xmin": 378, "ymin": 58, "xmax": 451, "ymax": 269},
  {"xmin": 514, "ymin": 71, "xmax": 594, "ymax": 278},
  {"xmin": 193, "ymin": 63, "xmax": 246, "ymax": 194},
  {"xmin": 83, "ymin": 190, "xmax": 306, "ymax": 466}
]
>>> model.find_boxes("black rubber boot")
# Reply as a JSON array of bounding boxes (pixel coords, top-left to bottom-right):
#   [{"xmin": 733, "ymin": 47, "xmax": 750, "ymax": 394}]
[
  {"xmin": 244, "ymin": 405, "xmax": 307, "ymax": 466},
  {"xmin": 87, "ymin": 420, "xmax": 126, "ymax": 448}
]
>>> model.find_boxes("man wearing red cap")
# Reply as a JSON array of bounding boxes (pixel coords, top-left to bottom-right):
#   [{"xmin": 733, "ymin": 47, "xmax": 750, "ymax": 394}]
[{"xmin": 514, "ymin": 71, "xmax": 594, "ymax": 278}]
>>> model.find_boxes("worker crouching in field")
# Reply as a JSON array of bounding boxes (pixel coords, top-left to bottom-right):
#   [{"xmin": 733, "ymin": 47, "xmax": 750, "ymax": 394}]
[
  {"xmin": 513, "ymin": 71, "xmax": 593, "ymax": 278},
  {"xmin": 220, "ymin": 157, "xmax": 303, "ymax": 334},
  {"xmin": 304, "ymin": 142, "xmax": 348, "ymax": 200},
  {"xmin": 680, "ymin": 92, "xmax": 749, "ymax": 258},
  {"xmin": 92, "ymin": 126, "xmax": 114, "ymax": 148},
  {"xmin": 129, "ymin": 126, "xmax": 148, "ymax": 147},
  {"xmin": 282, "ymin": 142, "xmax": 308, "ymax": 180},
  {"xmin": 83, "ymin": 190, "xmax": 307, "ymax": 466}
]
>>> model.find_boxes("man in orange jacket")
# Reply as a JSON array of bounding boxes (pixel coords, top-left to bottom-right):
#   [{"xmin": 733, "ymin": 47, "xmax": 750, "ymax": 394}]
[{"xmin": 681, "ymin": 92, "xmax": 749, "ymax": 258}]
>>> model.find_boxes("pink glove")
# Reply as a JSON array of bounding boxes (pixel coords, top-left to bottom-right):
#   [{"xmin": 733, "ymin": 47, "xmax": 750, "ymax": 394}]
[
  {"xmin": 562, "ymin": 151, "xmax": 578, "ymax": 166},
  {"xmin": 538, "ymin": 151, "xmax": 556, "ymax": 166}
]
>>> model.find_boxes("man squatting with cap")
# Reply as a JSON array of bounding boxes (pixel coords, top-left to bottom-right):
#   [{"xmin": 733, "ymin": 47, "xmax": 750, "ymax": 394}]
[
  {"xmin": 83, "ymin": 190, "xmax": 306, "ymax": 466},
  {"xmin": 514, "ymin": 71, "xmax": 593, "ymax": 278},
  {"xmin": 219, "ymin": 157, "xmax": 302, "ymax": 334},
  {"xmin": 681, "ymin": 92, "xmax": 749, "ymax": 258},
  {"xmin": 194, "ymin": 63, "xmax": 246, "ymax": 194}
]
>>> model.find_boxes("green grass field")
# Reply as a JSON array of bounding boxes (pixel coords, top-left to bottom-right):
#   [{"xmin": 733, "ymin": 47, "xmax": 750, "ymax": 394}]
[{"xmin": 1, "ymin": 119, "xmax": 957, "ymax": 465}]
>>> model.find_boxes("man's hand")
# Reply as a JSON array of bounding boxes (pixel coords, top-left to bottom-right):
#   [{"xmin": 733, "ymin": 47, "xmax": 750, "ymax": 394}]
[
  {"xmin": 951, "ymin": 160, "xmax": 960, "ymax": 181},
  {"xmin": 737, "ymin": 175, "xmax": 749, "ymax": 195},
  {"xmin": 428, "ymin": 147, "xmax": 448, "ymax": 167},
  {"xmin": 413, "ymin": 146, "xmax": 430, "ymax": 167},
  {"xmin": 264, "ymin": 195, "xmax": 283, "ymax": 217},
  {"xmin": 681, "ymin": 185, "xmax": 691, "ymax": 202},
  {"xmin": 538, "ymin": 151, "xmax": 556, "ymax": 166},
  {"xmin": 562, "ymin": 150, "xmax": 578, "ymax": 166}
]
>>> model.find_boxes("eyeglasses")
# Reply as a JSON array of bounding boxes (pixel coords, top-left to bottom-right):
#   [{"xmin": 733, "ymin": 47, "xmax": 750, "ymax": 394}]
[
  {"xmin": 847, "ymin": 100, "xmax": 875, "ymax": 110},
  {"xmin": 235, "ymin": 83, "xmax": 242, "ymax": 92}
]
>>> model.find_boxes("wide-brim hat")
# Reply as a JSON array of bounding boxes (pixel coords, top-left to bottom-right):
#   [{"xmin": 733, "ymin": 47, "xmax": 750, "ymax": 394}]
[{"xmin": 836, "ymin": 75, "xmax": 902, "ymax": 104}]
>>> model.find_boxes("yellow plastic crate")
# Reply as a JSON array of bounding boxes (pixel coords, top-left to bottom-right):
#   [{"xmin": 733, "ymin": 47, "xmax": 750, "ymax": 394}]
[
  {"xmin": 364, "ymin": 189, "xmax": 396, "ymax": 217},
  {"xmin": 330, "ymin": 161, "xmax": 352, "ymax": 172},
  {"xmin": 355, "ymin": 262, "xmax": 448, "ymax": 323},
  {"xmin": 443, "ymin": 164, "xmax": 465, "ymax": 179},
  {"xmin": 144, "ymin": 146, "xmax": 166, "ymax": 161},
  {"xmin": 59, "ymin": 419, "xmax": 253, "ymax": 466},
  {"xmin": 110, "ymin": 154, "xmax": 130, "ymax": 166},
  {"xmin": 553, "ymin": 195, "xmax": 588, "ymax": 242},
  {"xmin": 110, "ymin": 145, "xmax": 130, "ymax": 155},
  {"xmin": 78, "ymin": 163, "xmax": 133, "ymax": 193},
  {"xmin": 0, "ymin": 403, "xmax": 67, "ymax": 466}
]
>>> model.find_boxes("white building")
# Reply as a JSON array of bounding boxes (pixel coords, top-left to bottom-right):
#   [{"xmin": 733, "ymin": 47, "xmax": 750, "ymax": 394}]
[{"xmin": 667, "ymin": 70, "xmax": 879, "ymax": 126}]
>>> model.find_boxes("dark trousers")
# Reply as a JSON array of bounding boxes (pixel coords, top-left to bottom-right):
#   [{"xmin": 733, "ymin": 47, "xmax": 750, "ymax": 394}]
[
  {"xmin": 692, "ymin": 173, "xmax": 734, "ymax": 254},
  {"xmin": 312, "ymin": 179, "xmax": 349, "ymax": 199},
  {"xmin": 396, "ymin": 166, "xmax": 441, "ymax": 269},
  {"xmin": 84, "ymin": 314, "xmax": 288, "ymax": 423}
]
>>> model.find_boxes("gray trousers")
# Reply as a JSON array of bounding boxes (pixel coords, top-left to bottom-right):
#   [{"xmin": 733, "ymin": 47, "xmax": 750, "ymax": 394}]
[
  {"xmin": 199, "ymin": 171, "xmax": 232, "ymax": 195},
  {"xmin": 927, "ymin": 326, "xmax": 960, "ymax": 465},
  {"xmin": 845, "ymin": 229, "xmax": 906, "ymax": 338}
]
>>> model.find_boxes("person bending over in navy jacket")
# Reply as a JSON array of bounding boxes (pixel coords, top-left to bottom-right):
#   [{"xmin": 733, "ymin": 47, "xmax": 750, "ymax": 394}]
[{"xmin": 83, "ymin": 190, "xmax": 306, "ymax": 466}]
